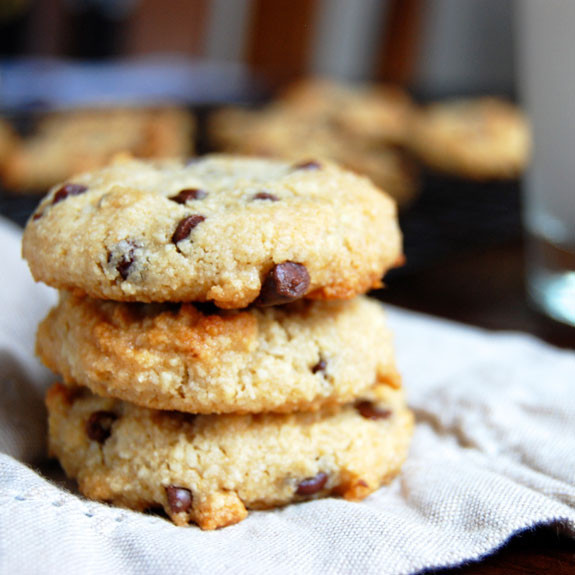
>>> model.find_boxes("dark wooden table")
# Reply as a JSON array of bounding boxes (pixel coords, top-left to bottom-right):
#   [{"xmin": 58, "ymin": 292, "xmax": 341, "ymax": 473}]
[{"xmin": 376, "ymin": 238, "xmax": 575, "ymax": 573}]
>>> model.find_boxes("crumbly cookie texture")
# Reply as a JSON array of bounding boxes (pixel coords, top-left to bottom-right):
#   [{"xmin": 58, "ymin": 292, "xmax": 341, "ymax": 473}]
[
  {"xmin": 23, "ymin": 155, "xmax": 402, "ymax": 308},
  {"xmin": 408, "ymin": 97, "xmax": 531, "ymax": 179},
  {"xmin": 46, "ymin": 382, "xmax": 413, "ymax": 529},
  {"xmin": 2, "ymin": 107, "xmax": 194, "ymax": 191},
  {"xmin": 37, "ymin": 293, "xmax": 400, "ymax": 414}
]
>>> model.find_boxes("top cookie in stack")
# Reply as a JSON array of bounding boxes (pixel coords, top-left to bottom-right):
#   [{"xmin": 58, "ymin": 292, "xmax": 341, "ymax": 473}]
[{"xmin": 22, "ymin": 155, "xmax": 402, "ymax": 308}]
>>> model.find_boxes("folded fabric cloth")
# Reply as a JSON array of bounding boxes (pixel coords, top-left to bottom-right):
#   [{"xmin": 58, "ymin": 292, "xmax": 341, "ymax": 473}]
[{"xmin": 0, "ymin": 216, "xmax": 574, "ymax": 574}]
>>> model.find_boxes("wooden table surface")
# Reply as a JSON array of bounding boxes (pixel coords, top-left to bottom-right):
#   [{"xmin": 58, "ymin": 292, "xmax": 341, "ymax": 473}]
[{"xmin": 375, "ymin": 238, "xmax": 575, "ymax": 573}]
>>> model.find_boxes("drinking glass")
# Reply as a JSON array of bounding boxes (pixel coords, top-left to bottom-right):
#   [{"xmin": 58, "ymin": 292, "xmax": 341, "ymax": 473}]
[{"xmin": 517, "ymin": 0, "xmax": 575, "ymax": 326}]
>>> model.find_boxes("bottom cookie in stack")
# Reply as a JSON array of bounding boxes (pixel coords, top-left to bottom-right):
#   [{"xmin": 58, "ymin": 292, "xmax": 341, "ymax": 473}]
[{"xmin": 46, "ymin": 381, "xmax": 413, "ymax": 530}]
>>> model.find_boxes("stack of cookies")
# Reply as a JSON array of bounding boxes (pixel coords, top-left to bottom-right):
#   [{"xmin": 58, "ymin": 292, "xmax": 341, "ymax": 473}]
[{"xmin": 22, "ymin": 155, "xmax": 413, "ymax": 529}]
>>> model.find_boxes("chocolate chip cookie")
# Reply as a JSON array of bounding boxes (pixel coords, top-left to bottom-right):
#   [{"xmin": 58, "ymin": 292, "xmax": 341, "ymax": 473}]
[
  {"xmin": 37, "ymin": 293, "xmax": 400, "ymax": 414},
  {"xmin": 408, "ymin": 97, "xmax": 531, "ymax": 179},
  {"xmin": 278, "ymin": 78, "xmax": 414, "ymax": 146},
  {"xmin": 46, "ymin": 382, "xmax": 413, "ymax": 529},
  {"xmin": 3, "ymin": 107, "xmax": 194, "ymax": 192},
  {"xmin": 23, "ymin": 155, "xmax": 402, "ymax": 308}
]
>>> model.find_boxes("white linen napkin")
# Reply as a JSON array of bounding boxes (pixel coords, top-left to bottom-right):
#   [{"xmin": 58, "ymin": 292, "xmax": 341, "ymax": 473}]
[{"xmin": 0, "ymin": 216, "xmax": 574, "ymax": 575}]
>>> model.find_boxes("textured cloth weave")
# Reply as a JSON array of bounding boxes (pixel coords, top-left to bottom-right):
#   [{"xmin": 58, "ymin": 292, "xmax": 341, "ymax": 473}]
[{"xmin": 0, "ymin": 217, "xmax": 574, "ymax": 574}]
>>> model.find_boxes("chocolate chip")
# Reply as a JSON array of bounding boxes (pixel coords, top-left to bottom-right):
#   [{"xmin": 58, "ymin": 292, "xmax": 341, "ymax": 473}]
[
  {"xmin": 355, "ymin": 401, "xmax": 392, "ymax": 421},
  {"xmin": 256, "ymin": 262, "xmax": 310, "ymax": 307},
  {"xmin": 107, "ymin": 239, "xmax": 138, "ymax": 280},
  {"xmin": 311, "ymin": 358, "xmax": 327, "ymax": 374},
  {"xmin": 86, "ymin": 411, "xmax": 117, "ymax": 444},
  {"xmin": 296, "ymin": 472, "xmax": 328, "ymax": 496},
  {"xmin": 52, "ymin": 183, "xmax": 88, "ymax": 205},
  {"xmin": 252, "ymin": 192, "xmax": 279, "ymax": 201},
  {"xmin": 172, "ymin": 215, "xmax": 206, "ymax": 244},
  {"xmin": 165, "ymin": 485, "xmax": 192, "ymax": 513},
  {"xmin": 293, "ymin": 160, "xmax": 321, "ymax": 171},
  {"xmin": 117, "ymin": 256, "xmax": 134, "ymax": 280},
  {"xmin": 32, "ymin": 212, "xmax": 43, "ymax": 221},
  {"xmin": 169, "ymin": 189, "xmax": 207, "ymax": 204}
]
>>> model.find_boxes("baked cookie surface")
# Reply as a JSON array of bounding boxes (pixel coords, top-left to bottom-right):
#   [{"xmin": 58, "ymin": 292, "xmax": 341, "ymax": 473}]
[
  {"xmin": 38, "ymin": 294, "xmax": 399, "ymax": 414},
  {"xmin": 46, "ymin": 382, "xmax": 413, "ymax": 529},
  {"xmin": 23, "ymin": 155, "xmax": 402, "ymax": 308},
  {"xmin": 408, "ymin": 97, "xmax": 531, "ymax": 179}
]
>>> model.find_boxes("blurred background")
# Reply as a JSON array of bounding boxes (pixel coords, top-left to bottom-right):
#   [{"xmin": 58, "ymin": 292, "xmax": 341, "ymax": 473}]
[
  {"xmin": 0, "ymin": 0, "xmax": 514, "ymax": 104},
  {"xmin": 3, "ymin": 0, "xmax": 573, "ymax": 341}
]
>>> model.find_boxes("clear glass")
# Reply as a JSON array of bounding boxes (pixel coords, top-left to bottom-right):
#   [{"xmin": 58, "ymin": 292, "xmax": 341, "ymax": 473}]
[{"xmin": 518, "ymin": 0, "xmax": 575, "ymax": 326}]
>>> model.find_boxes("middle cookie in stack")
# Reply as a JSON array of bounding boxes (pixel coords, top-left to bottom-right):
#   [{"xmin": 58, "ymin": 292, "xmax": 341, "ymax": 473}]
[{"xmin": 24, "ymin": 155, "xmax": 412, "ymax": 529}]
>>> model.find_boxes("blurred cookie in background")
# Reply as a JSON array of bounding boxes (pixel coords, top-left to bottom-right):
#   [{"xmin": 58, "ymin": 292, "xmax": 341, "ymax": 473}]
[
  {"xmin": 278, "ymin": 78, "xmax": 414, "ymax": 147},
  {"xmin": 209, "ymin": 106, "xmax": 418, "ymax": 208},
  {"xmin": 2, "ymin": 106, "xmax": 195, "ymax": 193},
  {"xmin": 209, "ymin": 105, "xmax": 337, "ymax": 157},
  {"xmin": 408, "ymin": 97, "xmax": 531, "ymax": 180},
  {"xmin": 208, "ymin": 80, "xmax": 419, "ymax": 208}
]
